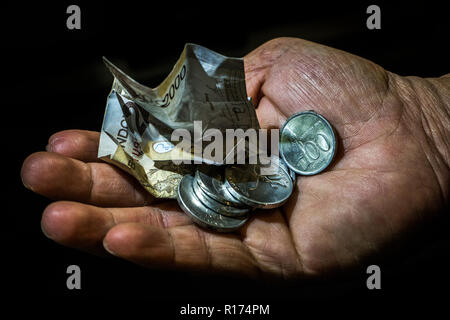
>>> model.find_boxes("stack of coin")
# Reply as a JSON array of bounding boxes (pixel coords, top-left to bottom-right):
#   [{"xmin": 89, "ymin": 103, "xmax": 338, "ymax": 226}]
[
  {"xmin": 177, "ymin": 155, "xmax": 294, "ymax": 232},
  {"xmin": 177, "ymin": 110, "xmax": 336, "ymax": 232}
]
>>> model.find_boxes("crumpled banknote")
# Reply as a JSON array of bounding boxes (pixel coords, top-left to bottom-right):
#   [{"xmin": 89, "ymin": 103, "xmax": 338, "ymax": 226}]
[{"xmin": 98, "ymin": 43, "xmax": 259, "ymax": 198}]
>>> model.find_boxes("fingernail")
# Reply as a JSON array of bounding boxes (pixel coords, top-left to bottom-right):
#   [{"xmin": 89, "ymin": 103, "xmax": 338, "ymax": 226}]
[
  {"xmin": 20, "ymin": 173, "xmax": 34, "ymax": 191},
  {"xmin": 40, "ymin": 220, "xmax": 52, "ymax": 239},
  {"xmin": 22, "ymin": 182, "xmax": 34, "ymax": 191},
  {"xmin": 103, "ymin": 241, "xmax": 116, "ymax": 256},
  {"xmin": 46, "ymin": 136, "xmax": 61, "ymax": 152}
]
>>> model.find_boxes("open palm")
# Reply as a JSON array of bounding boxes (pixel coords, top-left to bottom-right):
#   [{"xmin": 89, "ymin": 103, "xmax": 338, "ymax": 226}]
[{"xmin": 21, "ymin": 38, "xmax": 448, "ymax": 278}]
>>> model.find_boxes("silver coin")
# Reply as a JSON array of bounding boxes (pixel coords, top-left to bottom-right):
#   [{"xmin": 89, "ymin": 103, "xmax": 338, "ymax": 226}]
[
  {"xmin": 224, "ymin": 156, "xmax": 293, "ymax": 209},
  {"xmin": 278, "ymin": 157, "xmax": 296, "ymax": 182},
  {"xmin": 274, "ymin": 155, "xmax": 296, "ymax": 182},
  {"xmin": 192, "ymin": 176, "xmax": 251, "ymax": 217},
  {"xmin": 287, "ymin": 167, "xmax": 296, "ymax": 182},
  {"xmin": 176, "ymin": 175, "xmax": 248, "ymax": 232},
  {"xmin": 195, "ymin": 169, "xmax": 247, "ymax": 208},
  {"xmin": 280, "ymin": 111, "xmax": 336, "ymax": 175}
]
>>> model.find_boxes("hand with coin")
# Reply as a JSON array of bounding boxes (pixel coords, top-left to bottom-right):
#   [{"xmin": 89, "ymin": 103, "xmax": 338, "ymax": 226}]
[{"xmin": 21, "ymin": 38, "xmax": 449, "ymax": 277}]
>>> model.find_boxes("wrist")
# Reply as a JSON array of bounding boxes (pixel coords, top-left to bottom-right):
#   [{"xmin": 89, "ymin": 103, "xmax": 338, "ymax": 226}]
[{"xmin": 392, "ymin": 73, "xmax": 450, "ymax": 203}]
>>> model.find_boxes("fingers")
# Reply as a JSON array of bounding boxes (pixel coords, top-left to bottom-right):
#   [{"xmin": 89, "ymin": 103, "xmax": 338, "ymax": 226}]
[
  {"xmin": 244, "ymin": 53, "xmax": 268, "ymax": 106},
  {"xmin": 41, "ymin": 201, "xmax": 115, "ymax": 255},
  {"xmin": 41, "ymin": 200, "xmax": 261, "ymax": 276},
  {"xmin": 244, "ymin": 37, "xmax": 295, "ymax": 105},
  {"xmin": 47, "ymin": 130, "xmax": 101, "ymax": 162},
  {"xmin": 103, "ymin": 223, "xmax": 261, "ymax": 277},
  {"xmin": 255, "ymin": 96, "xmax": 288, "ymax": 129},
  {"xmin": 41, "ymin": 201, "xmax": 191, "ymax": 254},
  {"xmin": 21, "ymin": 151, "xmax": 155, "ymax": 207}
]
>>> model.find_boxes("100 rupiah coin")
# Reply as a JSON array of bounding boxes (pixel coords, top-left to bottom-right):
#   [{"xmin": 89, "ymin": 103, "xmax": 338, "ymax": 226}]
[
  {"xmin": 177, "ymin": 174, "xmax": 248, "ymax": 232},
  {"xmin": 280, "ymin": 111, "xmax": 336, "ymax": 175}
]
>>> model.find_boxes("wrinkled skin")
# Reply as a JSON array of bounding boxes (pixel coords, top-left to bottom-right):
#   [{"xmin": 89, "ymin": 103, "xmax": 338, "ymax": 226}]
[{"xmin": 21, "ymin": 38, "xmax": 449, "ymax": 279}]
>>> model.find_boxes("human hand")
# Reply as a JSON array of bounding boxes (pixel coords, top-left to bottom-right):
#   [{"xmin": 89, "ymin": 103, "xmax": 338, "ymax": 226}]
[{"xmin": 21, "ymin": 38, "xmax": 449, "ymax": 278}]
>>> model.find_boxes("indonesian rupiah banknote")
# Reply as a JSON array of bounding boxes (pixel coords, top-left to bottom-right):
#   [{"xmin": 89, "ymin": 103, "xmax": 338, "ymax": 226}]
[{"xmin": 98, "ymin": 43, "xmax": 259, "ymax": 198}]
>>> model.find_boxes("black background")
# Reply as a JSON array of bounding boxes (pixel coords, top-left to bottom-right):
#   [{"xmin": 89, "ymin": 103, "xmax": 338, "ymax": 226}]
[{"xmin": 3, "ymin": 0, "xmax": 450, "ymax": 316}]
